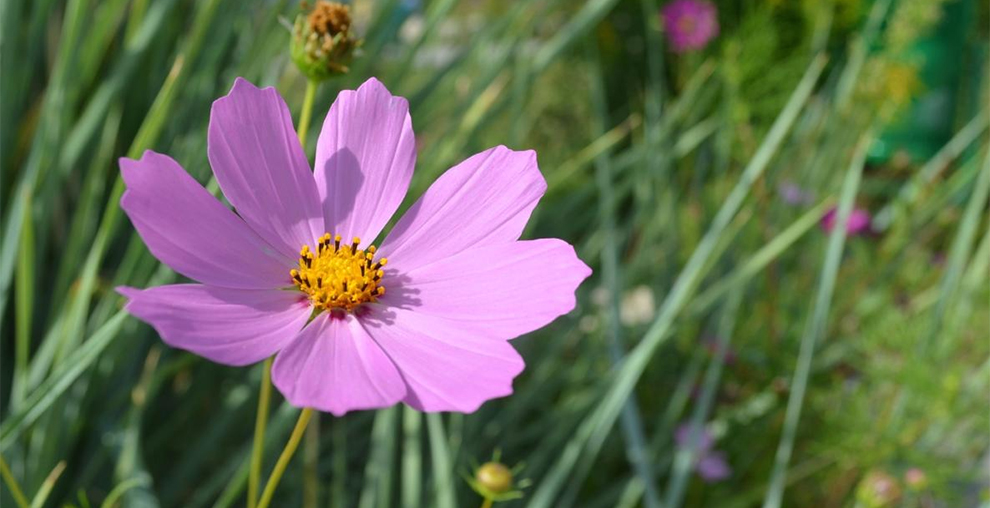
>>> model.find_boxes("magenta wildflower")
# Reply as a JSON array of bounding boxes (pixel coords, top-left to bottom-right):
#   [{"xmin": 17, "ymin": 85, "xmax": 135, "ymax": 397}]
[
  {"xmin": 660, "ymin": 0, "xmax": 719, "ymax": 53},
  {"xmin": 674, "ymin": 423, "xmax": 732, "ymax": 482},
  {"xmin": 117, "ymin": 78, "xmax": 591, "ymax": 415},
  {"xmin": 821, "ymin": 207, "xmax": 872, "ymax": 236}
]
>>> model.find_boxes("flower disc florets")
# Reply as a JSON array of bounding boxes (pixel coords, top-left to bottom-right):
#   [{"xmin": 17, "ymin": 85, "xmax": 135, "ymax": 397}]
[
  {"xmin": 291, "ymin": 233, "xmax": 386, "ymax": 311},
  {"xmin": 290, "ymin": 1, "xmax": 361, "ymax": 80}
]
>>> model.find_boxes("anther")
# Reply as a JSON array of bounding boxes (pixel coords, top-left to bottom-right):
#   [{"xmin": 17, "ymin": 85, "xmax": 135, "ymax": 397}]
[{"xmin": 292, "ymin": 233, "xmax": 386, "ymax": 312}]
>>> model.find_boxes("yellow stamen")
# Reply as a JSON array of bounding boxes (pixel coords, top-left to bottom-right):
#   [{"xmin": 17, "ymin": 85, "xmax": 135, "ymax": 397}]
[{"xmin": 292, "ymin": 233, "xmax": 386, "ymax": 311}]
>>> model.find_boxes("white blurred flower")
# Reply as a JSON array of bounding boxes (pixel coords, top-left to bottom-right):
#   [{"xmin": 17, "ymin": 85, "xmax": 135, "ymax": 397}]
[{"xmin": 620, "ymin": 285, "xmax": 656, "ymax": 326}]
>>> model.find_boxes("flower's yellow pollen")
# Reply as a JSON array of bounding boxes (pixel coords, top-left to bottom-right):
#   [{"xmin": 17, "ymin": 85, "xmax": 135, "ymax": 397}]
[{"xmin": 292, "ymin": 233, "xmax": 386, "ymax": 311}]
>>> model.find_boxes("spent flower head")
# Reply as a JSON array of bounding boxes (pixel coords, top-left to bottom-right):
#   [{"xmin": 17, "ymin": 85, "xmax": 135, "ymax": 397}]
[
  {"xmin": 290, "ymin": 1, "xmax": 361, "ymax": 80},
  {"xmin": 118, "ymin": 78, "xmax": 590, "ymax": 415}
]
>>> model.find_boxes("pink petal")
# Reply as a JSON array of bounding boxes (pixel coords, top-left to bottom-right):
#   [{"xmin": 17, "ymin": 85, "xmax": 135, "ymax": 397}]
[
  {"xmin": 381, "ymin": 146, "xmax": 546, "ymax": 272},
  {"xmin": 120, "ymin": 151, "xmax": 294, "ymax": 289},
  {"xmin": 208, "ymin": 78, "xmax": 324, "ymax": 259},
  {"xmin": 271, "ymin": 312, "xmax": 406, "ymax": 416},
  {"xmin": 383, "ymin": 239, "xmax": 591, "ymax": 340},
  {"xmin": 360, "ymin": 306, "xmax": 525, "ymax": 412},
  {"xmin": 118, "ymin": 284, "xmax": 310, "ymax": 366},
  {"xmin": 314, "ymin": 78, "xmax": 415, "ymax": 246}
]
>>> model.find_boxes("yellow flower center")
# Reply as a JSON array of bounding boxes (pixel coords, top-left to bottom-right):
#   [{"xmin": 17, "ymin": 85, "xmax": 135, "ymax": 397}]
[{"xmin": 291, "ymin": 233, "xmax": 386, "ymax": 311}]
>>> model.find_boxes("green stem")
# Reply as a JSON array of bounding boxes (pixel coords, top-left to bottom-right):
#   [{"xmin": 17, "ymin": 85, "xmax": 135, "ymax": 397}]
[
  {"xmin": 303, "ymin": 417, "xmax": 319, "ymax": 508},
  {"xmin": 297, "ymin": 79, "xmax": 319, "ymax": 145},
  {"xmin": 248, "ymin": 76, "xmax": 322, "ymax": 508},
  {"xmin": 247, "ymin": 357, "xmax": 273, "ymax": 508},
  {"xmin": 0, "ymin": 454, "xmax": 29, "ymax": 508},
  {"xmin": 479, "ymin": 498, "xmax": 494, "ymax": 508},
  {"xmin": 297, "ymin": 76, "xmax": 321, "ymax": 508},
  {"xmin": 257, "ymin": 408, "xmax": 315, "ymax": 508}
]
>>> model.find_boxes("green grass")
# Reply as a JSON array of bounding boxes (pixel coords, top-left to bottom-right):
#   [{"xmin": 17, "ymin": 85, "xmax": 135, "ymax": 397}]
[{"xmin": 1, "ymin": 0, "xmax": 987, "ymax": 507}]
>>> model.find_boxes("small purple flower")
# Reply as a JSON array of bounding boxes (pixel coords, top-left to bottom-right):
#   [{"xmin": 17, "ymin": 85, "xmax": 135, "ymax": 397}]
[
  {"xmin": 821, "ymin": 207, "xmax": 872, "ymax": 236},
  {"xmin": 696, "ymin": 452, "xmax": 732, "ymax": 482},
  {"xmin": 660, "ymin": 0, "xmax": 719, "ymax": 53},
  {"xmin": 675, "ymin": 423, "xmax": 732, "ymax": 482},
  {"xmin": 117, "ymin": 78, "xmax": 591, "ymax": 416},
  {"xmin": 777, "ymin": 181, "xmax": 815, "ymax": 206}
]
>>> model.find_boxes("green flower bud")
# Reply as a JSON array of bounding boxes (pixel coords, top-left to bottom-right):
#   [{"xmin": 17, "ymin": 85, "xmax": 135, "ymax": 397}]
[
  {"xmin": 290, "ymin": 1, "xmax": 361, "ymax": 81},
  {"xmin": 475, "ymin": 462, "xmax": 513, "ymax": 495}
]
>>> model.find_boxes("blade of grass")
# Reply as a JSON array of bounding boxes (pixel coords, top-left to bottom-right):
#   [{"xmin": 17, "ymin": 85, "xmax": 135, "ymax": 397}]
[
  {"xmin": 874, "ymin": 111, "xmax": 989, "ymax": 229},
  {"xmin": 100, "ymin": 476, "xmax": 152, "ymax": 508},
  {"xmin": 12, "ymin": 189, "xmax": 34, "ymax": 410},
  {"xmin": 358, "ymin": 407, "xmax": 398, "ymax": 508},
  {"xmin": 528, "ymin": 54, "xmax": 826, "ymax": 508},
  {"xmin": 0, "ymin": 311, "xmax": 127, "ymax": 451},
  {"xmin": 664, "ymin": 290, "xmax": 742, "ymax": 508},
  {"xmin": 426, "ymin": 414, "xmax": 456, "ymax": 508},
  {"xmin": 53, "ymin": 0, "xmax": 223, "ymax": 367},
  {"xmin": 331, "ymin": 417, "xmax": 348, "ymax": 508},
  {"xmin": 688, "ymin": 199, "xmax": 833, "ymax": 314},
  {"xmin": 531, "ymin": 0, "xmax": 622, "ymax": 73},
  {"xmin": 761, "ymin": 131, "xmax": 871, "ymax": 508},
  {"xmin": 0, "ymin": 0, "xmax": 95, "ymax": 325},
  {"xmin": 922, "ymin": 147, "xmax": 990, "ymax": 350},
  {"xmin": 28, "ymin": 461, "xmax": 66, "ymax": 508},
  {"xmin": 0, "ymin": 454, "xmax": 30, "ymax": 508},
  {"xmin": 580, "ymin": 39, "xmax": 660, "ymax": 508},
  {"xmin": 401, "ymin": 408, "xmax": 422, "ymax": 508}
]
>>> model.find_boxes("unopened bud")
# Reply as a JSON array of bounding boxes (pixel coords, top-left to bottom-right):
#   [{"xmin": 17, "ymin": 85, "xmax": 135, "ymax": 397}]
[
  {"xmin": 291, "ymin": 1, "xmax": 361, "ymax": 80},
  {"xmin": 475, "ymin": 462, "xmax": 513, "ymax": 495}
]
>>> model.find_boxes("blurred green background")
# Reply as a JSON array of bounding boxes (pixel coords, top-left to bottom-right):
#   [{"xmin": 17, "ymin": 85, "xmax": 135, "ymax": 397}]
[{"xmin": 1, "ymin": 0, "xmax": 988, "ymax": 507}]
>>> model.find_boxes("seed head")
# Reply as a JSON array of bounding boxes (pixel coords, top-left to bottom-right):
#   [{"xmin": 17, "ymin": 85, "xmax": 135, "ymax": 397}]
[{"xmin": 291, "ymin": 1, "xmax": 361, "ymax": 80}]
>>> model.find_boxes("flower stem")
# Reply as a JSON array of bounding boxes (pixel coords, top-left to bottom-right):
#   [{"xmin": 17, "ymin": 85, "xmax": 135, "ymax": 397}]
[
  {"xmin": 247, "ymin": 357, "xmax": 273, "ymax": 508},
  {"xmin": 257, "ymin": 408, "xmax": 314, "ymax": 508},
  {"xmin": 479, "ymin": 498, "xmax": 494, "ymax": 508},
  {"xmin": 0, "ymin": 454, "xmax": 29, "ymax": 508},
  {"xmin": 297, "ymin": 79, "xmax": 320, "ymax": 145},
  {"xmin": 296, "ymin": 76, "xmax": 322, "ymax": 508}
]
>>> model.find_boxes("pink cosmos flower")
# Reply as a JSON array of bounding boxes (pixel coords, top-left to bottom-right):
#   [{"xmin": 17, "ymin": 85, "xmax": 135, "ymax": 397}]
[
  {"xmin": 660, "ymin": 0, "xmax": 719, "ymax": 53},
  {"xmin": 821, "ymin": 207, "xmax": 872, "ymax": 236},
  {"xmin": 118, "ymin": 78, "xmax": 591, "ymax": 416}
]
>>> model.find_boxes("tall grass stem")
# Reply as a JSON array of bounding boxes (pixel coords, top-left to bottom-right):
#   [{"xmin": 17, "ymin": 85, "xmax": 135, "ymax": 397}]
[{"xmin": 761, "ymin": 132, "xmax": 871, "ymax": 508}]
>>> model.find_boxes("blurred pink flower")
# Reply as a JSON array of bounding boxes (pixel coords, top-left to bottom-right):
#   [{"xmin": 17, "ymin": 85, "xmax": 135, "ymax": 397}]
[
  {"xmin": 675, "ymin": 423, "xmax": 732, "ymax": 482},
  {"xmin": 660, "ymin": 0, "xmax": 719, "ymax": 53},
  {"xmin": 777, "ymin": 181, "xmax": 815, "ymax": 206},
  {"xmin": 117, "ymin": 78, "xmax": 591, "ymax": 416},
  {"xmin": 821, "ymin": 207, "xmax": 872, "ymax": 236}
]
